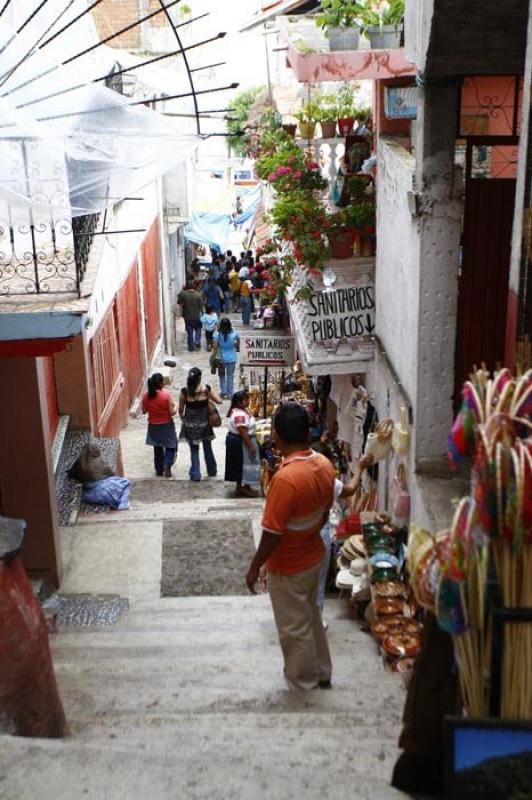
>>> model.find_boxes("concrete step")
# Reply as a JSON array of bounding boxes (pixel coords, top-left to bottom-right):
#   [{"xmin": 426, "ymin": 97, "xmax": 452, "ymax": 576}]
[{"xmin": 0, "ymin": 726, "xmax": 408, "ymax": 800}]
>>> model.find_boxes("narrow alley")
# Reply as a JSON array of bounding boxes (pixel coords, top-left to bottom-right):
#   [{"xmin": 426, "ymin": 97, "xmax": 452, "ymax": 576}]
[
  {"xmin": 1, "ymin": 2, "xmax": 531, "ymax": 799},
  {"xmin": 0, "ymin": 319, "xmax": 407, "ymax": 800}
]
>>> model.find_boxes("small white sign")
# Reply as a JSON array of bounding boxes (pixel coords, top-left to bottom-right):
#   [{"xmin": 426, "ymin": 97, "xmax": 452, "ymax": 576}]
[
  {"xmin": 241, "ymin": 333, "xmax": 295, "ymax": 367},
  {"xmin": 305, "ymin": 281, "xmax": 375, "ymax": 342}
]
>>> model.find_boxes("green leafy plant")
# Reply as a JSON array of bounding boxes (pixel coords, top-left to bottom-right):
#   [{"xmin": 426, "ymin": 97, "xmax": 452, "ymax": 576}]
[
  {"xmin": 294, "ymin": 102, "xmax": 321, "ymax": 124},
  {"xmin": 357, "ymin": 0, "xmax": 404, "ymax": 32},
  {"xmin": 226, "ymin": 86, "xmax": 266, "ymax": 157},
  {"xmin": 317, "ymin": 94, "xmax": 338, "ymax": 122},
  {"xmin": 315, "ymin": 0, "xmax": 364, "ymax": 30},
  {"xmin": 337, "ymin": 82, "xmax": 358, "ymax": 117}
]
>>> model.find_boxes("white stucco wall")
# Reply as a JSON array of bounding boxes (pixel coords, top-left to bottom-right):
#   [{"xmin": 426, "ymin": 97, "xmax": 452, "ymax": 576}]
[
  {"xmin": 404, "ymin": 0, "xmax": 434, "ymax": 73},
  {"xmin": 85, "ymin": 183, "xmax": 159, "ymax": 341},
  {"xmin": 375, "ymin": 138, "xmax": 420, "ymax": 408}
]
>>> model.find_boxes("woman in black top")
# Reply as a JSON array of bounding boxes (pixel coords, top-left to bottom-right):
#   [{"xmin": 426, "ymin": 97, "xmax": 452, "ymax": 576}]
[{"xmin": 178, "ymin": 367, "xmax": 222, "ymax": 481}]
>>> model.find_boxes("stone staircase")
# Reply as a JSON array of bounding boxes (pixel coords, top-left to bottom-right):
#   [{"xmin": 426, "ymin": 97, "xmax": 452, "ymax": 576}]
[{"xmin": 0, "ymin": 594, "xmax": 409, "ymax": 800}]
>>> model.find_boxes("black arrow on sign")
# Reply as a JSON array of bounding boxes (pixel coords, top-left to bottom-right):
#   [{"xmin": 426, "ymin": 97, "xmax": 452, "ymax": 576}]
[{"xmin": 365, "ymin": 314, "xmax": 375, "ymax": 335}]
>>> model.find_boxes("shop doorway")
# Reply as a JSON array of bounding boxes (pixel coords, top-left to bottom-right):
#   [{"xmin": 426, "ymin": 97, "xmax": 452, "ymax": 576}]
[{"xmin": 454, "ymin": 138, "xmax": 518, "ymax": 404}]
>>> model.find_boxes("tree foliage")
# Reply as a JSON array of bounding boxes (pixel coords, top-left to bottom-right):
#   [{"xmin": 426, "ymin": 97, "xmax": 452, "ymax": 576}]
[{"xmin": 226, "ymin": 86, "xmax": 266, "ymax": 156}]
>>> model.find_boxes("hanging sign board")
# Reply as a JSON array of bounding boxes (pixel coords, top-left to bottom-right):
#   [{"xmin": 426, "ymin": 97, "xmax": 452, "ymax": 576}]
[
  {"xmin": 241, "ymin": 333, "xmax": 295, "ymax": 367},
  {"xmin": 305, "ymin": 281, "xmax": 375, "ymax": 342}
]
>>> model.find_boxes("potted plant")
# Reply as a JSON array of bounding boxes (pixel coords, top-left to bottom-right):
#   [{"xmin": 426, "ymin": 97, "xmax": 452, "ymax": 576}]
[
  {"xmin": 294, "ymin": 102, "xmax": 320, "ymax": 139},
  {"xmin": 282, "ymin": 121, "xmax": 297, "ymax": 138},
  {"xmin": 315, "ymin": 0, "xmax": 364, "ymax": 51},
  {"xmin": 358, "ymin": 0, "xmax": 404, "ymax": 49},
  {"xmin": 343, "ymin": 201, "xmax": 376, "ymax": 255},
  {"xmin": 317, "ymin": 95, "xmax": 338, "ymax": 138},
  {"xmin": 325, "ymin": 209, "xmax": 356, "ymax": 259},
  {"xmin": 336, "ymin": 82, "xmax": 357, "ymax": 135}
]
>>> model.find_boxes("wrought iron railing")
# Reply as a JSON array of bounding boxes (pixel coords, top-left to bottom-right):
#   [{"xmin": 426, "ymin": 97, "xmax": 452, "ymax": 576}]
[
  {"xmin": 73, "ymin": 213, "xmax": 100, "ymax": 292},
  {"xmin": 0, "ymin": 212, "xmax": 99, "ymax": 298}
]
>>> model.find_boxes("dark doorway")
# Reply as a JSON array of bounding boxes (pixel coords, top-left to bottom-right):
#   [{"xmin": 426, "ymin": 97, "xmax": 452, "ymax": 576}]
[{"xmin": 454, "ymin": 140, "xmax": 517, "ymax": 403}]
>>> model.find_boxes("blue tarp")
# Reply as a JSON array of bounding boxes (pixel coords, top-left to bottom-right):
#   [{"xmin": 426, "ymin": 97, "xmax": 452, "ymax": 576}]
[
  {"xmin": 185, "ymin": 186, "xmax": 261, "ymax": 252},
  {"xmin": 185, "ymin": 212, "xmax": 232, "ymax": 253}
]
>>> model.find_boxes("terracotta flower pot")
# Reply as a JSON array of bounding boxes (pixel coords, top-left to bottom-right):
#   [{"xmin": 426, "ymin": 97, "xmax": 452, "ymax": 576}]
[
  {"xmin": 282, "ymin": 123, "xmax": 297, "ymax": 138},
  {"xmin": 361, "ymin": 233, "xmax": 376, "ymax": 257},
  {"xmin": 338, "ymin": 117, "xmax": 355, "ymax": 136},
  {"xmin": 328, "ymin": 228, "xmax": 355, "ymax": 259},
  {"xmin": 320, "ymin": 120, "xmax": 337, "ymax": 138},
  {"xmin": 299, "ymin": 122, "xmax": 316, "ymax": 139}
]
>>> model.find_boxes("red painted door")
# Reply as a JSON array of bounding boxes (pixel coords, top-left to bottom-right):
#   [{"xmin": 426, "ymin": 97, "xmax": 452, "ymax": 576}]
[
  {"xmin": 117, "ymin": 264, "xmax": 144, "ymax": 405},
  {"xmin": 455, "ymin": 176, "xmax": 516, "ymax": 401},
  {"xmin": 141, "ymin": 222, "xmax": 162, "ymax": 363}
]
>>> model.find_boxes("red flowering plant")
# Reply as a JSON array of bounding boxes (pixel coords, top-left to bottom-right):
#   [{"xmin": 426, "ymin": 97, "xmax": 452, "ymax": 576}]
[{"xmin": 268, "ymin": 192, "xmax": 330, "ymax": 268}]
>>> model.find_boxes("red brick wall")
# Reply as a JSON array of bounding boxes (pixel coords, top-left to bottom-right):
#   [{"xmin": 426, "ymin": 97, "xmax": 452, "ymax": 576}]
[{"xmin": 92, "ymin": 0, "xmax": 172, "ymax": 49}]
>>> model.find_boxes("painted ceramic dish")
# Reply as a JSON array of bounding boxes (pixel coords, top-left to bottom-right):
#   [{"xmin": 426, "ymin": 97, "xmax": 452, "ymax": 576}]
[
  {"xmin": 371, "ymin": 616, "xmax": 406, "ymax": 639},
  {"xmin": 370, "ymin": 567, "xmax": 399, "ymax": 583},
  {"xmin": 374, "ymin": 597, "xmax": 404, "ymax": 616},
  {"xmin": 383, "ymin": 633, "xmax": 421, "ymax": 658},
  {"xmin": 373, "ymin": 580, "xmax": 406, "ymax": 598},
  {"xmin": 369, "ymin": 552, "xmax": 400, "ymax": 570},
  {"xmin": 391, "ymin": 657, "xmax": 416, "ymax": 673}
]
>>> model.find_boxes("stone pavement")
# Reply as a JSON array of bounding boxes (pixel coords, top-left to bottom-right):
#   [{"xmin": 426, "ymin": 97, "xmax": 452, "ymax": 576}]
[{"xmin": 0, "ymin": 316, "xmax": 412, "ymax": 800}]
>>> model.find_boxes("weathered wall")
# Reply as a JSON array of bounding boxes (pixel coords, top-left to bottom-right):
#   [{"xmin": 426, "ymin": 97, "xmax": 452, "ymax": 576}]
[
  {"xmin": 86, "ymin": 187, "xmax": 158, "ymax": 342},
  {"xmin": 375, "ymin": 138, "xmax": 420, "ymax": 408},
  {"xmin": 414, "ymin": 82, "xmax": 462, "ymax": 463},
  {"xmin": 405, "ymin": 0, "xmax": 528, "ymax": 78}
]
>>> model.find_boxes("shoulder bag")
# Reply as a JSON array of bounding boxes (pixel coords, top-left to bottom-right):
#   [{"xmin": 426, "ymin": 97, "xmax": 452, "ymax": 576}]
[{"xmin": 208, "ymin": 400, "xmax": 222, "ymax": 428}]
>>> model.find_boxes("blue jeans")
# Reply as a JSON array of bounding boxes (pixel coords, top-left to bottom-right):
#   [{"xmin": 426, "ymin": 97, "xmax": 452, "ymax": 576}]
[
  {"xmin": 189, "ymin": 439, "xmax": 217, "ymax": 481},
  {"xmin": 153, "ymin": 446, "xmax": 176, "ymax": 475},
  {"xmin": 241, "ymin": 296, "xmax": 252, "ymax": 326},
  {"xmin": 185, "ymin": 319, "xmax": 202, "ymax": 351},
  {"xmin": 317, "ymin": 523, "xmax": 332, "ymax": 612},
  {"xmin": 218, "ymin": 361, "xmax": 236, "ymax": 398},
  {"xmin": 224, "ymin": 291, "xmax": 232, "ymax": 312}
]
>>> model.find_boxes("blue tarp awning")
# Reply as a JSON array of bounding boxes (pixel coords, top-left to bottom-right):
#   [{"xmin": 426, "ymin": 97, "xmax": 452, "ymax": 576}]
[{"xmin": 185, "ymin": 186, "xmax": 260, "ymax": 252}]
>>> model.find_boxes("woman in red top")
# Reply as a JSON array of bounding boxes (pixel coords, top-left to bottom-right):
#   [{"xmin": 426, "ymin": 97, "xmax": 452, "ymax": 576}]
[{"xmin": 142, "ymin": 373, "xmax": 178, "ymax": 477}]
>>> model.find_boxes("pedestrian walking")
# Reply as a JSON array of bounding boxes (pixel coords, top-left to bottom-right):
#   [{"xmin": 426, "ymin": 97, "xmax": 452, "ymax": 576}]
[
  {"xmin": 142, "ymin": 373, "xmax": 178, "ymax": 478},
  {"xmin": 239, "ymin": 274, "xmax": 253, "ymax": 326},
  {"xmin": 177, "ymin": 282, "xmax": 203, "ymax": 352},
  {"xmin": 218, "ymin": 270, "xmax": 232, "ymax": 313},
  {"xmin": 229, "ymin": 260, "xmax": 241, "ymax": 311},
  {"xmin": 200, "ymin": 304, "xmax": 218, "ymax": 351},
  {"xmin": 204, "ymin": 277, "xmax": 224, "ymax": 313},
  {"xmin": 178, "ymin": 367, "xmax": 221, "ymax": 482},
  {"xmin": 213, "ymin": 317, "xmax": 239, "ymax": 399},
  {"xmin": 224, "ymin": 390, "xmax": 260, "ymax": 498},
  {"xmin": 245, "ymin": 402, "xmax": 335, "ymax": 690}
]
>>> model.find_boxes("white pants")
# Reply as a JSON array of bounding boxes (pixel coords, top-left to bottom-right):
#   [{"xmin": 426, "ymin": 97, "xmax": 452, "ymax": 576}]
[{"xmin": 268, "ymin": 563, "xmax": 332, "ymax": 690}]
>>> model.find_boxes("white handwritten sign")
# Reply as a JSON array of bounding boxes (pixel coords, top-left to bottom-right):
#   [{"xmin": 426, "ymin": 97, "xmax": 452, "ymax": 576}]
[
  {"xmin": 241, "ymin": 334, "xmax": 295, "ymax": 367},
  {"xmin": 305, "ymin": 281, "xmax": 375, "ymax": 342}
]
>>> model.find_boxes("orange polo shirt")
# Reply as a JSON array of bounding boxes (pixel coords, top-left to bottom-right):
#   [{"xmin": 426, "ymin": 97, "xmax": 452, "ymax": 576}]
[{"xmin": 262, "ymin": 450, "xmax": 336, "ymax": 576}]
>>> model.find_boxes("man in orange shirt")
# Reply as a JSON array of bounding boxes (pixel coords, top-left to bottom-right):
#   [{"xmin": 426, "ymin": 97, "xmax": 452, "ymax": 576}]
[{"xmin": 246, "ymin": 402, "xmax": 336, "ymax": 690}]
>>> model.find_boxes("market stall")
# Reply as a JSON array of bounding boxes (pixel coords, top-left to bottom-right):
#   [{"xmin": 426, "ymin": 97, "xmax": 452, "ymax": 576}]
[{"xmin": 393, "ymin": 367, "xmax": 532, "ymax": 798}]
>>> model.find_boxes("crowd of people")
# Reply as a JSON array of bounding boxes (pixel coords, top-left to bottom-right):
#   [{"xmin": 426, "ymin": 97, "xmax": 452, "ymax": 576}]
[{"xmin": 179, "ymin": 249, "xmax": 271, "ymax": 346}]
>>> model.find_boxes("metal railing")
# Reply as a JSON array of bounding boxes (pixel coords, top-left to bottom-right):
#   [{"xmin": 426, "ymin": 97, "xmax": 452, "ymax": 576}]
[{"xmin": 0, "ymin": 212, "xmax": 99, "ymax": 298}]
